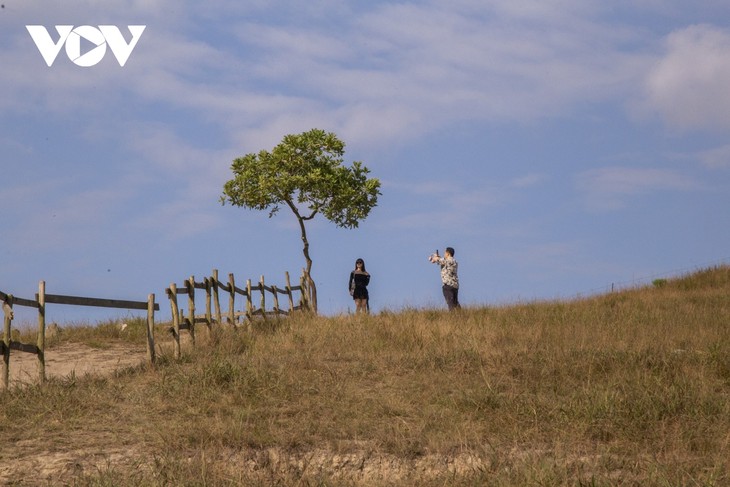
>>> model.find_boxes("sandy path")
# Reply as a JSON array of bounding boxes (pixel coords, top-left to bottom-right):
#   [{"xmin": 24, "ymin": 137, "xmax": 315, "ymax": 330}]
[{"xmin": 6, "ymin": 342, "xmax": 147, "ymax": 385}]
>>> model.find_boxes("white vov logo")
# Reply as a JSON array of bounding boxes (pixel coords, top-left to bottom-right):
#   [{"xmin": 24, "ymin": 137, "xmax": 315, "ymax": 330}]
[{"xmin": 26, "ymin": 25, "xmax": 146, "ymax": 67}]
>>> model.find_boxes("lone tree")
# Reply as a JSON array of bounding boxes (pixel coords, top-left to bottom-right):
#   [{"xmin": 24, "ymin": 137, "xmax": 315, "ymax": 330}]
[{"xmin": 221, "ymin": 128, "xmax": 381, "ymax": 312}]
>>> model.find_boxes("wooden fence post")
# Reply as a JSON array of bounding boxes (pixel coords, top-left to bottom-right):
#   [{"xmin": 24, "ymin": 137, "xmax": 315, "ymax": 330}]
[
  {"xmin": 146, "ymin": 293, "xmax": 156, "ymax": 366},
  {"xmin": 272, "ymin": 284, "xmax": 280, "ymax": 316},
  {"xmin": 303, "ymin": 268, "xmax": 316, "ymax": 314},
  {"xmin": 37, "ymin": 281, "xmax": 46, "ymax": 384},
  {"xmin": 259, "ymin": 275, "xmax": 266, "ymax": 320},
  {"xmin": 212, "ymin": 269, "xmax": 222, "ymax": 326},
  {"xmin": 204, "ymin": 278, "xmax": 212, "ymax": 333},
  {"xmin": 246, "ymin": 279, "xmax": 253, "ymax": 319},
  {"xmin": 168, "ymin": 283, "xmax": 181, "ymax": 360},
  {"xmin": 299, "ymin": 273, "xmax": 305, "ymax": 310},
  {"xmin": 285, "ymin": 271, "xmax": 294, "ymax": 313},
  {"xmin": 228, "ymin": 273, "xmax": 236, "ymax": 327},
  {"xmin": 300, "ymin": 270, "xmax": 309, "ymax": 311},
  {"xmin": 2, "ymin": 295, "xmax": 12, "ymax": 390},
  {"xmin": 187, "ymin": 276, "xmax": 196, "ymax": 346}
]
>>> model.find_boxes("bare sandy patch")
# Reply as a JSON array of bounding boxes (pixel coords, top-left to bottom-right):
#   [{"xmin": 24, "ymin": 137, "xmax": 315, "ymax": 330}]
[{"xmin": 6, "ymin": 343, "xmax": 146, "ymax": 385}]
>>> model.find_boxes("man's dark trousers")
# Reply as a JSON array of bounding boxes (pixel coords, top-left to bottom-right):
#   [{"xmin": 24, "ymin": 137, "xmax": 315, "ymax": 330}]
[{"xmin": 442, "ymin": 285, "xmax": 460, "ymax": 311}]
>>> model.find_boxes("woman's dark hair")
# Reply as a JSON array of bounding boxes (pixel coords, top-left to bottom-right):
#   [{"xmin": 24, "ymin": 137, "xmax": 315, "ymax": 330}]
[{"xmin": 355, "ymin": 258, "xmax": 366, "ymax": 272}]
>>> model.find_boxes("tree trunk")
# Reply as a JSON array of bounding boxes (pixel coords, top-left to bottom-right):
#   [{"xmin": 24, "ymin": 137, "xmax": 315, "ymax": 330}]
[{"xmin": 289, "ymin": 202, "xmax": 318, "ymax": 314}]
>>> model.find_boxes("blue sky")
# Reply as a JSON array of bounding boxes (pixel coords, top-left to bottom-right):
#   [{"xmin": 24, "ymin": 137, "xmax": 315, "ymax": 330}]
[{"xmin": 2, "ymin": 1, "xmax": 729, "ymax": 324}]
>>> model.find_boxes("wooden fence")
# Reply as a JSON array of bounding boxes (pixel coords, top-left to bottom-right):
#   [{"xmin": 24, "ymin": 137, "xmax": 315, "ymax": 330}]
[
  {"xmin": 1, "ymin": 268, "xmax": 309, "ymax": 389},
  {"xmin": 165, "ymin": 268, "xmax": 310, "ymax": 359},
  {"xmin": 1, "ymin": 282, "xmax": 158, "ymax": 390}
]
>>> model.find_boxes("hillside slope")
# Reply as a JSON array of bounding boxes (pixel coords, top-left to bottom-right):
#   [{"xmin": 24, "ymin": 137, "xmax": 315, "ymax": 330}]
[{"xmin": 1, "ymin": 266, "xmax": 729, "ymax": 485}]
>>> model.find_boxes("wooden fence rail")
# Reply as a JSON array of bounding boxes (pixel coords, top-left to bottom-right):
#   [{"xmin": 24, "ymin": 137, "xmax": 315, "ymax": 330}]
[
  {"xmin": 1, "ymin": 283, "xmax": 158, "ymax": 390},
  {"xmin": 165, "ymin": 268, "xmax": 310, "ymax": 359}
]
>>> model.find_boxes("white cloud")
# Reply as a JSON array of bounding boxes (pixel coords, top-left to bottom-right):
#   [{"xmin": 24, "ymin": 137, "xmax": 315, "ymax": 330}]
[
  {"xmin": 510, "ymin": 173, "xmax": 545, "ymax": 188},
  {"xmin": 158, "ymin": 1, "xmax": 650, "ymax": 148},
  {"xmin": 385, "ymin": 210, "xmax": 457, "ymax": 231},
  {"xmin": 380, "ymin": 177, "xmax": 521, "ymax": 231},
  {"xmin": 0, "ymin": 180, "xmax": 61, "ymax": 209},
  {"xmin": 644, "ymin": 24, "xmax": 730, "ymax": 131},
  {"xmin": 337, "ymin": 2, "xmax": 646, "ymax": 131},
  {"xmin": 383, "ymin": 180, "xmax": 460, "ymax": 196},
  {"xmin": 1, "ymin": 0, "xmax": 661, "ymax": 153},
  {"xmin": 127, "ymin": 123, "xmax": 226, "ymax": 177},
  {"xmin": 128, "ymin": 199, "xmax": 224, "ymax": 240},
  {"xmin": 698, "ymin": 144, "xmax": 730, "ymax": 169},
  {"xmin": 576, "ymin": 166, "xmax": 700, "ymax": 210}
]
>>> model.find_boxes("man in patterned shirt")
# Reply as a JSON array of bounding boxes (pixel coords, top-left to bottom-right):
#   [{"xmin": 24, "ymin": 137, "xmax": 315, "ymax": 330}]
[{"xmin": 429, "ymin": 246, "xmax": 460, "ymax": 311}]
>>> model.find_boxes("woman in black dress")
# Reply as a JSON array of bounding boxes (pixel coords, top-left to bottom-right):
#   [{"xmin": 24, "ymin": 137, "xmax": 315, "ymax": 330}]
[{"xmin": 348, "ymin": 258, "xmax": 370, "ymax": 314}]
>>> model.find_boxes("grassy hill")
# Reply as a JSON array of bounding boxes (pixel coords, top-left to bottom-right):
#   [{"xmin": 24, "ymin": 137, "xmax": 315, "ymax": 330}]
[{"xmin": 1, "ymin": 266, "xmax": 729, "ymax": 486}]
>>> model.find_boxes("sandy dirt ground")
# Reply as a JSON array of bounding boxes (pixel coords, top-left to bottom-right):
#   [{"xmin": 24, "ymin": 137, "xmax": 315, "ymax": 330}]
[
  {"xmin": 1, "ymin": 343, "xmax": 151, "ymax": 485},
  {"xmin": 6, "ymin": 342, "xmax": 147, "ymax": 385}
]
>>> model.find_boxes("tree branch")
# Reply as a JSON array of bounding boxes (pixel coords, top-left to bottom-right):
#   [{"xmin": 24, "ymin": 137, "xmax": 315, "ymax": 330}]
[{"xmin": 302, "ymin": 210, "xmax": 318, "ymax": 221}]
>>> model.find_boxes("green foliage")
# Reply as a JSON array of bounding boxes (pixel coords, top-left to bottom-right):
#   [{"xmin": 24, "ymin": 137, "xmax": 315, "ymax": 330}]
[
  {"xmin": 652, "ymin": 278, "xmax": 667, "ymax": 288},
  {"xmin": 221, "ymin": 128, "xmax": 381, "ymax": 229}
]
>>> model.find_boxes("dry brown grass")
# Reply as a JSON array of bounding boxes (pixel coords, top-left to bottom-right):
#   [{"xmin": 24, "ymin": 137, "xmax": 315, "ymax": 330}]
[{"xmin": 1, "ymin": 266, "xmax": 729, "ymax": 485}]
